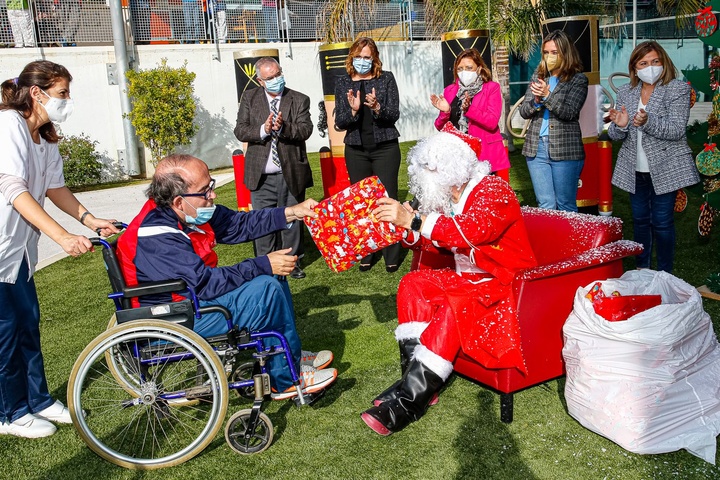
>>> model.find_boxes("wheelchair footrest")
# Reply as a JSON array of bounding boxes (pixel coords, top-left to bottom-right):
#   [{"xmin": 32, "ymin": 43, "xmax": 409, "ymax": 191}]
[{"xmin": 293, "ymin": 388, "xmax": 327, "ymax": 407}]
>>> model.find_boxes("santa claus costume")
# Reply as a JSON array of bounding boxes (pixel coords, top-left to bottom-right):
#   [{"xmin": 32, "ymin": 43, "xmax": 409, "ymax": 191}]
[{"xmin": 361, "ymin": 125, "xmax": 537, "ymax": 436}]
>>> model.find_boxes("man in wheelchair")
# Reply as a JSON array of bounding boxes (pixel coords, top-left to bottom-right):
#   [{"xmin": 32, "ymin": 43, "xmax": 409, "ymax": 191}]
[{"xmin": 116, "ymin": 154, "xmax": 337, "ymax": 400}]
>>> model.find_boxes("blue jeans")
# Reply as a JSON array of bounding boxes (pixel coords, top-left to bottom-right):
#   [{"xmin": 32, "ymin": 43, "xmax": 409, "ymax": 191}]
[
  {"xmin": 0, "ymin": 259, "xmax": 54, "ymax": 423},
  {"xmin": 262, "ymin": 6, "xmax": 278, "ymax": 40},
  {"xmin": 526, "ymin": 137, "xmax": 584, "ymax": 212},
  {"xmin": 182, "ymin": 1, "xmax": 203, "ymax": 42},
  {"xmin": 629, "ymin": 172, "xmax": 676, "ymax": 273},
  {"xmin": 194, "ymin": 275, "xmax": 301, "ymax": 391}
]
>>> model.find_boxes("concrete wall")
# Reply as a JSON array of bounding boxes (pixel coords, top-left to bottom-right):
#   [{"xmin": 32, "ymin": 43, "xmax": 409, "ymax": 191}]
[{"xmin": 1, "ymin": 41, "xmax": 444, "ymax": 178}]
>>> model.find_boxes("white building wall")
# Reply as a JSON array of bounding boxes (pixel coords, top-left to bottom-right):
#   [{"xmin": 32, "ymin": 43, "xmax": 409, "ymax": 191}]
[{"xmin": 1, "ymin": 41, "xmax": 444, "ymax": 178}]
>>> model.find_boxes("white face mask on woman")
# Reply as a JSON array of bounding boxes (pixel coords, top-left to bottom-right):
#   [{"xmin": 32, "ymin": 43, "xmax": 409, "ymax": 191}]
[
  {"xmin": 457, "ymin": 70, "xmax": 478, "ymax": 87},
  {"xmin": 40, "ymin": 89, "xmax": 74, "ymax": 123},
  {"xmin": 637, "ymin": 65, "xmax": 663, "ymax": 85}
]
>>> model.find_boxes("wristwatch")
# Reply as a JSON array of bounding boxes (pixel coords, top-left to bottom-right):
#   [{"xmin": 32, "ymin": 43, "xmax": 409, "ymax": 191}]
[{"xmin": 410, "ymin": 213, "xmax": 422, "ymax": 232}]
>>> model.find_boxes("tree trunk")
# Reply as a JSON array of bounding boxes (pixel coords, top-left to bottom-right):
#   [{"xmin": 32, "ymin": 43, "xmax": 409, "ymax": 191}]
[{"xmin": 493, "ymin": 43, "xmax": 515, "ymax": 152}]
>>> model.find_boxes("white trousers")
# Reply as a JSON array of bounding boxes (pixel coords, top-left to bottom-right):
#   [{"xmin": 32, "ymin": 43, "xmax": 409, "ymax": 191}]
[{"xmin": 7, "ymin": 9, "xmax": 36, "ymax": 47}]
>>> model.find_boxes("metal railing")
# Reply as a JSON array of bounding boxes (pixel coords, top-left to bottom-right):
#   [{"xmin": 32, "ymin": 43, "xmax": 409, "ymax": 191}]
[{"xmin": 0, "ymin": 0, "xmax": 426, "ymax": 47}]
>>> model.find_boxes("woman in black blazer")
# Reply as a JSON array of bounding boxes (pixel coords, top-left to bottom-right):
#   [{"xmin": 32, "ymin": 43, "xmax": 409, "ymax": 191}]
[
  {"xmin": 519, "ymin": 30, "xmax": 588, "ymax": 212},
  {"xmin": 335, "ymin": 36, "xmax": 402, "ymax": 272}
]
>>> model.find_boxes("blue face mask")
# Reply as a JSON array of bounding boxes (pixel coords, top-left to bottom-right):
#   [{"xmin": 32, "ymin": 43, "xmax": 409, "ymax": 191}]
[
  {"xmin": 183, "ymin": 200, "xmax": 216, "ymax": 225},
  {"xmin": 353, "ymin": 58, "xmax": 373, "ymax": 75},
  {"xmin": 263, "ymin": 75, "xmax": 285, "ymax": 94}
]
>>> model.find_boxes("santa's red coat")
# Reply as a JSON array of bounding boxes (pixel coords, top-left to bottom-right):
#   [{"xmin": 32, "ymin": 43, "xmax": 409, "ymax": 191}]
[{"xmin": 399, "ymin": 175, "xmax": 537, "ymax": 372}]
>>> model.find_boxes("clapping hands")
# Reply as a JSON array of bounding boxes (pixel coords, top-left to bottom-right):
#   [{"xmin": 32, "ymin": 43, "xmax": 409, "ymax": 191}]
[
  {"xmin": 430, "ymin": 93, "xmax": 451, "ymax": 113},
  {"xmin": 605, "ymin": 106, "xmax": 647, "ymax": 128}
]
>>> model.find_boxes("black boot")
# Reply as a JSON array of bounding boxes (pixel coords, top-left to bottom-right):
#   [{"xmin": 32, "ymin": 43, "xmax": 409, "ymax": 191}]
[
  {"xmin": 372, "ymin": 338, "xmax": 418, "ymax": 406},
  {"xmin": 362, "ymin": 359, "xmax": 445, "ymax": 435}
]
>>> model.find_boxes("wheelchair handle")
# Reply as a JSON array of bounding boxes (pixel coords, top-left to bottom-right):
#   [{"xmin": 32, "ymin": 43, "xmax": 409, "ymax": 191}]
[{"xmin": 90, "ymin": 222, "xmax": 127, "ymax": 247}]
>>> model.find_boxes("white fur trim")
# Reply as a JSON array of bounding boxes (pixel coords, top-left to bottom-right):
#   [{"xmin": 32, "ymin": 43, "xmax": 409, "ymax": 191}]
[
  {"xmin": 451, "ymin": 177, "xmax": 482, "ymax": 215},
  {"xmin": 412, "ymin": 344, "xmax": 454, "ymax": 381},
  {"xmin": 403, "ymin": 230, "xmax": 420, "ymax": 245},
  {"xmin": 395, "ymin": 322, "xmax": 429, "ymax": 341},
  {"xmin": 421, "ymin": 212, "xmax": 440, "ymax": 239}
]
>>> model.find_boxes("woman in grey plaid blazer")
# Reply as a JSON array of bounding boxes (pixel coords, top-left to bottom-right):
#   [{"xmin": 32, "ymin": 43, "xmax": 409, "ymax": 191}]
[
  {"xmin": 607, "ymin": 41, "xmax": 699, "ymax": 273},
  {"xmin": 519, "ymin": 30, "xmax": 588, "ymax": 212}
]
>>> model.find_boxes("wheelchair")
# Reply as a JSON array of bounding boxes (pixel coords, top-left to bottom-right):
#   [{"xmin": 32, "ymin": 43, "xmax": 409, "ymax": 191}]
[{"xmin": 67, "ymin": 224, "xmax": 322, "ymax": 470}]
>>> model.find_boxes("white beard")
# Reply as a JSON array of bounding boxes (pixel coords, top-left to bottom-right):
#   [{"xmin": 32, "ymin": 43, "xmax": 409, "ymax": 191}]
[
  {"xmin": 406, "ymin": 132, "xmax": 492, "ymax": 215},
  {"xmin": 409, "ymin": 167, "xmax": 454, "ymax": 216}
]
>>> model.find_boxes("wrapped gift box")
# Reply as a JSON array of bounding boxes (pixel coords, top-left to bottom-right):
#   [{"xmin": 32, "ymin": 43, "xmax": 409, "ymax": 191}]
[{"xmin": 304, "ymin": 176, "xmax": 405, "ymax": 272}]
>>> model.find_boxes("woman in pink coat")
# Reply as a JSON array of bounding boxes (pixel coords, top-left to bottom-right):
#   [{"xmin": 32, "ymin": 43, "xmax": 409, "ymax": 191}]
[{"xmin": 431, "ymin": 49, "xmax": 510, "ymax": 181}]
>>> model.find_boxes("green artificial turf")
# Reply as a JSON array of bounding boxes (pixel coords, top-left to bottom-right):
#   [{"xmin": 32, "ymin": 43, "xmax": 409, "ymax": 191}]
[{"xmin": 2, "ymin": 141, "xmax": 720, "ymax": 479}]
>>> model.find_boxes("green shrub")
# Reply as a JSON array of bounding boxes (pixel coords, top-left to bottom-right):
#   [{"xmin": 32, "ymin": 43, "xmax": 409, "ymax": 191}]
[
  {"xmin": 126, "ymin": 59, "xmax": 198, "ymax": 165},
  {"xmin": 59, "ymin": 133, "xmax": 103, "ymax": 188}
]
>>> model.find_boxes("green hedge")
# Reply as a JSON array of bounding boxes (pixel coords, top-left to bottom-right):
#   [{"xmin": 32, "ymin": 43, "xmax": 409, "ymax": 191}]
[{"xmin": 59, "ymin": 133, "xmax": 102, "ymax": 188}]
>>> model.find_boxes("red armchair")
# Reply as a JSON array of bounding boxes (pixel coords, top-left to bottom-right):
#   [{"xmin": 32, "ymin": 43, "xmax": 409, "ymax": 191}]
[{"xmin": 411, "ymin": 207, "xmax": 643, "ymax": 423}]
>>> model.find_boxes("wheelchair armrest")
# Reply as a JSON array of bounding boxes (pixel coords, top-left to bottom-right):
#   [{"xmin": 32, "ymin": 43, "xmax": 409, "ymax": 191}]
[
  {"xmin": 122, "ymin": 279, "xmax": 188, "ymax": 298},
  {"xmin": 198, "ymin": 305, "xmax": 232, "ymax": 320},
  {"xmin": 517, "ymin": 240, "xmax": 643, "ymax": 282}
]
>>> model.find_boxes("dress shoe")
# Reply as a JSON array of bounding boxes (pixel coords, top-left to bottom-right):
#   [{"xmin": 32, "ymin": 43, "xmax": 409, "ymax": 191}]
[
  {"xmin": 358, "ymin": 264, "xmax": 372, "ymax": 272},
  {"xmin": 290, "ymin": 266, "xmax": 306, "ymax": 279},
  {"xmin": 386, "ymin": 264, "xmax": 399, "ymax": 273}
]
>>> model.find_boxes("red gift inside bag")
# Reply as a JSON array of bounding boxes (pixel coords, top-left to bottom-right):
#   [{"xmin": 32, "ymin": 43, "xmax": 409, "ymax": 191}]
[
  {"xmin": 592, "ymin": 295, "xmax": 663, "ymax": 322},
  {"xmin": 304, "ymin": 176, "xmax": 406, "ymax": 272}
]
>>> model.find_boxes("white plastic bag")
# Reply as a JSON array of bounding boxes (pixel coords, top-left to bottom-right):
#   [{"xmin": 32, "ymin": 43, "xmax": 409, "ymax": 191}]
[{"xmin": 563, "ymin": 269, "xmax": 720, "ymax": 464}]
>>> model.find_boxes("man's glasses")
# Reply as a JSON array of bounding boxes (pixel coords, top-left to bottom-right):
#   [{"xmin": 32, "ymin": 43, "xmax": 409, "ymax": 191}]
[
  {"xmin": 181, "ymin": 178, "xmax": 216, "ymax": 200},
  {"xmin": 259, "ymin": 70, "xmax": 283, "ymax": 81}
]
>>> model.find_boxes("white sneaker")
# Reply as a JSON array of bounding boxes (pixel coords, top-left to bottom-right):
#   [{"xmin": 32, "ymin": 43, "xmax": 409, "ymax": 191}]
[
  {"xmin": 35, "ymin": 400, "xmax": 72, "ymax": 424},
  {"xmin": 0, "ymin": 413, "xmax": 56, "ymax": 438},
  {"xmin": 300, "ymin": 350, "xmax": 334, "ymax": 370},
  {"xmin": 271, "ymin": 367, "xmax": 338, "ymax": 401}
]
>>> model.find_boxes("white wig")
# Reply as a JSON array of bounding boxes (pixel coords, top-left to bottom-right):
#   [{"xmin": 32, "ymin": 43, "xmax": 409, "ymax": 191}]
[{"xmin": 407, "ymin": 132, "xmax": 490, "ymax": 215}]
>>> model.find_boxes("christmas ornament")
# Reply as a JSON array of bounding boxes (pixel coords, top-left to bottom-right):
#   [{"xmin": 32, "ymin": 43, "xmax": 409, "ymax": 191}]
[
  {"xmin": 696, "ymin": 142, "xmax": 720, "ymax": 176},
  {"xmin": 696, "ymin": 6, "xmax": 718, "ymax": 37}
]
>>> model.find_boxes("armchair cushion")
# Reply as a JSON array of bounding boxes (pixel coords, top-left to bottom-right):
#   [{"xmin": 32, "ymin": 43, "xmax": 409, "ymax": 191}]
[{"xmin": 520, "ymin": 206, "xmax": 624, "ymax": 265}]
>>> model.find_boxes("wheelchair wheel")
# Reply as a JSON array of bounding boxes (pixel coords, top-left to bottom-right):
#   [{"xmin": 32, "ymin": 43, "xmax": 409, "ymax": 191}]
[
  {"xmin": 224, "ymin": 409, "xmax": 274, "ymax": 455},
  {"xmin": 68, "ymin": 320, "xmax": 229, "ymax": 470},
  {"xmin": 230, "ymin": 362, "xmax": 257, "ymax": 400}
]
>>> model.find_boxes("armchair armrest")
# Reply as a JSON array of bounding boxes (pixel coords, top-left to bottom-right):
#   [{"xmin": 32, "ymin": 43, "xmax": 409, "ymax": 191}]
[
  {"xmin": 518, "ymin": 240, "xmax": 643, "ymax": 282},
  {"xmin": 122, "ymin": 279, "xmax": 188, "ymax": 299}
]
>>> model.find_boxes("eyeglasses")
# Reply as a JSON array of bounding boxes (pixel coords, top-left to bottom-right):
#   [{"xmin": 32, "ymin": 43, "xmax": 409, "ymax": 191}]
[
  {"xmin": 259, "ymin": 70, "xmax": 283, "ymax": 81},
  {"xmin": 181, "ymin": 178, "xmax": 216, "ymax": 200}
]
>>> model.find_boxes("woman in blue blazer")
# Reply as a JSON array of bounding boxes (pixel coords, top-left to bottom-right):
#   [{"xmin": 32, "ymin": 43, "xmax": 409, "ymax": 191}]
[{"xmin": 519, "ymin": 30, "xmax": 588, "ymax": 212}]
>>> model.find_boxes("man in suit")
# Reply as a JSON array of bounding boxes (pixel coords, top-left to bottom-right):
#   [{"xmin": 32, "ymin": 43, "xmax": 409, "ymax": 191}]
[{"xmin": 234, "ymin": 57, "xmax": 313, "ymax": 279}]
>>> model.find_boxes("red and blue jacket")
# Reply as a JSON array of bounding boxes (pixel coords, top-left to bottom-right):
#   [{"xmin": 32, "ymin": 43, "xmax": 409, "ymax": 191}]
[{"xmin": 116, "ymin": 199, "xmax": 288, "ymax": 305}]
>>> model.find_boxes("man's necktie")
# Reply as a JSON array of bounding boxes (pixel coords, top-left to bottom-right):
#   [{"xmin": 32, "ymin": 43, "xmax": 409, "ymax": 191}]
[{"xmin": 270, "ymin": 98, "xmax": 280, "ymax": 168}]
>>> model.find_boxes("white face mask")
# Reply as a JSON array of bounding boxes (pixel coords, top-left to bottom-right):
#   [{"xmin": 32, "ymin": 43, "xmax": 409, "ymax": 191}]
[
  {"xmin": 637, "ymin": 65, "xmax": 663, "ymax": 85},
  {"xmin": 40, "ymin": 89, "xmax": 74, "ymax": 123},
  {"xmin": 458, "ymin": 70, "xmax": 478, "ymax": 87}
]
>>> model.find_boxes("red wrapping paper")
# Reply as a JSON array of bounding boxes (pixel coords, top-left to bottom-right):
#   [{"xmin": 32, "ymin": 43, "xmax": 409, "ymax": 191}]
[{"xmin": 304, "ymin": 176, "xmax": 406, "ymax": 272}]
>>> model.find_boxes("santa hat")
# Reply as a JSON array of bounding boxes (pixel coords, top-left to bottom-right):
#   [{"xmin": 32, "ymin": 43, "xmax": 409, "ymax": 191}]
[{"xmin": 440, "ymin": 122, "xmax": 482, "ymax": 159}]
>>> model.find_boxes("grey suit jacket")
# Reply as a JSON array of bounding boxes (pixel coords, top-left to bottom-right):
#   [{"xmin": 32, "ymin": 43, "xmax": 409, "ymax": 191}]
[
  {"xmin": 233, "ymin": 87, "xmax": 314, "ymax": 199},
  {"xmin": 519, "ymin": 72, "xmax": 588, "ymax": 161},
  {"xmin": 608, "ymin": 79, "xmax": 699, "ymax": 195}
]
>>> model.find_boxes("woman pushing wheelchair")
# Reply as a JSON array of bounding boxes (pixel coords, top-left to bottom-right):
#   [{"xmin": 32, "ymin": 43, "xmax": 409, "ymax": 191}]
[{"xmin": 0, "ymin": 61, "xmax": 119, "ymax": 438}]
